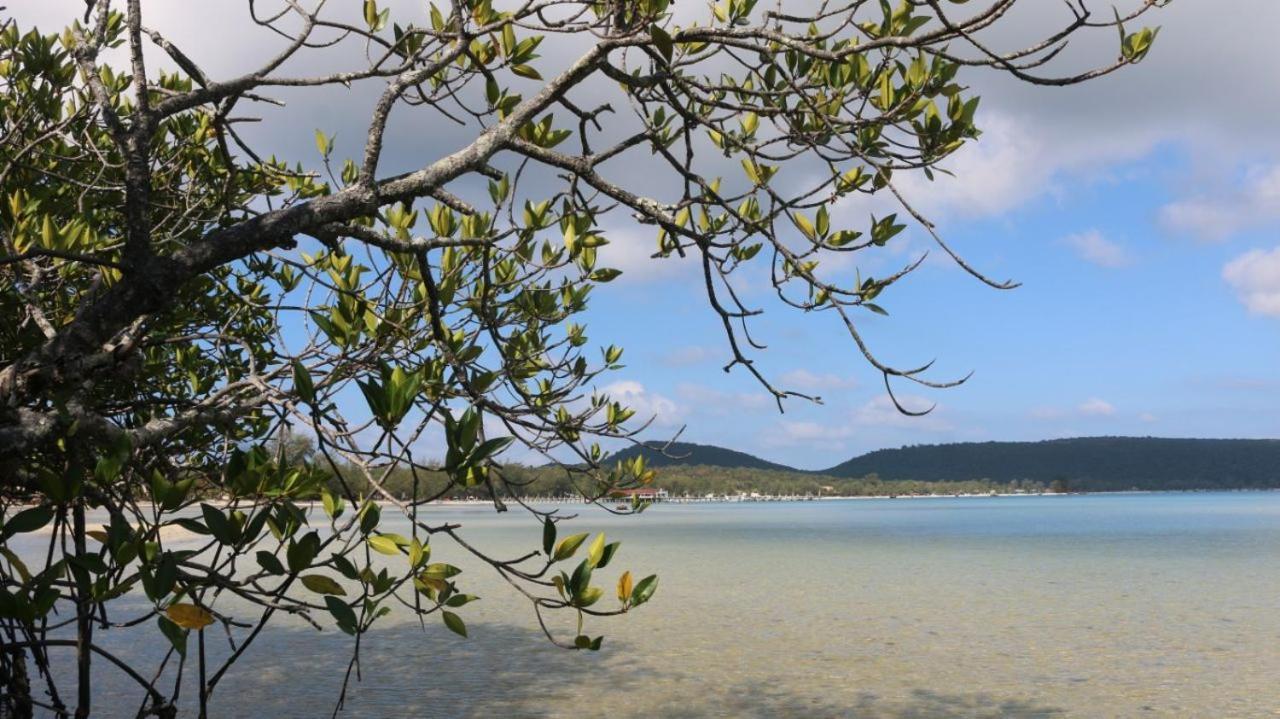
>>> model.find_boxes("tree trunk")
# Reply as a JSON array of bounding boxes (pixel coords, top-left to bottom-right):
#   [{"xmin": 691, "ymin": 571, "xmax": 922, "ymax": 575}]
[{"xmin": 0, "ymin": 647, "xmax": 34, "ymax": 719}]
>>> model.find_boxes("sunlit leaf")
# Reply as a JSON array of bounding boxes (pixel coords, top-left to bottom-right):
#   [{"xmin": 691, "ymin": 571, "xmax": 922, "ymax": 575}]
[{"xmin": 166, "ymin": 603, "xmax": 214, "ymax": 630}]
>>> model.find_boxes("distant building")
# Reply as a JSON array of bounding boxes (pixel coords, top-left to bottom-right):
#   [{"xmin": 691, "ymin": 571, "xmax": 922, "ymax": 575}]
[{"xmin": 611, "ymin": 487, "xmax": 669, "ymax": 502}]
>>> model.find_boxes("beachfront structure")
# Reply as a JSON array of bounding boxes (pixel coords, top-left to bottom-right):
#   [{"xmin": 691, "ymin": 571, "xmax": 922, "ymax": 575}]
[{"xmin": 610, "ymin": 487, "xmax": 669, "ymax": 502}]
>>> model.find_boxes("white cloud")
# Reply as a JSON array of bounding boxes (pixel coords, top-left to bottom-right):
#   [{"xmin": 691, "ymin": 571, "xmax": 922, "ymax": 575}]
[
  {"xmin": 1160, "ymin": 165, "xmax": 1280, "ymax": 241},
  {"xmin": 779, "ymin": 369, "xmax": 859, "ymax": 392},
  {"xmin": 763, "ymin": 394, "xmax": 953, "ymax": 451},
  {"xmin": 897, "ymin": 113, "xmax": 1057, "ymax": 219},
  {"xmin": 850, "ymin": 394, "xmax": 951, "ymax": 431},
  {"xmin": 1077, "ymin": 398, "xmax": 1117, "ymax": 417},
  {"xmin": 1063, "ymin": 230, "xmax": 1131, "ymax": 268},
  {"xmin": 675, "ymin": 383, "xmax": 772, "ymax": 415},
  {"xmin": 1139, "ymin": 413, "xmax": 1159, "ymax": 423},
  {"xmin": 599, "ymin": 381, "xmax": 684, "ymax": 427},
  {"xmin": 572, "ymin": 223, "xmax": 697, "ymax": 284},
  {"xmin": 828, "ymin": 112, "xmax": 1060, "ymax": 228},
  {"xmin": 768, "ymin": 421, "xmax": 856, "ymax": 451},
  {"xmin": 1222, "ymin": 247, "xmax": 1280, "ymax": 317},
  {"xmin": 1034, "ymin": 398, "xmax": 1121, "ymax": 420}
]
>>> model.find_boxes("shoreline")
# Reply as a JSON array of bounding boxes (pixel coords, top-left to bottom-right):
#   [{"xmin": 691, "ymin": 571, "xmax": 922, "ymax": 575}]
[
  {"xmin": 399, "ymin": 487, "xmax": 1280, "ymax": 507},
  {"xmin": 7, "ymin": 488, "xmax": 1276, "ymax": 515}
]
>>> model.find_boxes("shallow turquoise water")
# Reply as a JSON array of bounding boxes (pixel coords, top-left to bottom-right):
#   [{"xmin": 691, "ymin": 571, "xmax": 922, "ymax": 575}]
[{"xmin": 21, "ymin": 492, "xmax": 1280, "ymax": 717}]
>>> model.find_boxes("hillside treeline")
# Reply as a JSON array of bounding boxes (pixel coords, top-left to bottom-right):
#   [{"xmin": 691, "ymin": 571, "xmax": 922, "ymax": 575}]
[{"xmin": 826, "ymin": 437, "xmax": 1280, "ymax": 490}]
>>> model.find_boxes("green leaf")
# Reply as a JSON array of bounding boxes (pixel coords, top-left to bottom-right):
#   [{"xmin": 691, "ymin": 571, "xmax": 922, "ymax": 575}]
[
  {"xmin": 287, "ymin": 532, "xmax": 321, "ymax": 573},
  {"xmin": 553, "ymin": 532, "xmax": 588, "ymax": 562},
  {"xmin": 649, "ymin": 24, "xmax": 674, "ymax": 64},
  {"xmin": 358, "ymin": 379, "xmax": 391, "ymax": 427},
  {"xmin": 1, "ymin": 506, "xmax": 53, "ymax": 541},
  {"xmin": 292, "ymin": 359, "xmax": 315, "ymax": 403},
  {"xmin": 421, "ymin": 562, "xmax": 462, "ymax": 579},
  {"xmin": 256, "ymin": 551, "xmax": 285, "ymax": 575},
  {"xmin": 301, "ymin": 574, "xmax": 347, "ymax": 596},
  {"xmin": 442, "ymin": 610, "xmax": 467, "ymax": 637},
  {"xmin": 596, "ymin": 541, "xmax": 620, "ymax": 569},
  {"xmin": 157, "ymin": 616, "xmax": 188, "ymax": 658},
  {"xmin": 0, "ymin": 548, "xmax": 32, "ymax": 584},
  {"xmin": 201, "ymin": 504, "xmax": 236, "ymax": 545},
  {"xmin": 631, "ymin": 574, "xmax": 659, "ymax": 606},
  {"xmin": 574, "ymin": 634, "xmax": 603, "ymax": 650},
  {"xmin": 469, "ymin": 436, "xmax": 513, "ymax": 464},
  {"xmin": 569, "ymin": 558, "xmax": 593, "ymax": 598},
  {"xmin": 542, "ymin": 517, "xmax": 556, "ymax": 555},
  {"xmin": 511, "ymin": 64, "xmax": 542, "ymax": 80},
  {"xmin": 408, "ymin": 538, "xmax": 429, "ymax": 568},
  {"xmin": 578, "ymin": 586, "xmax": 604, "ymax": 607},
  {"xmin": 589, "ymin": 268, "xmax": 622, "ymax": 283},
  {"xmin": 359, "ymin": 502, "xmax": 381, "ymax": 534},
  {"xmin": 325, "ymin": 595, "xmax": 359, "ymax": 635},
  {"xmin": 333, "ymin": 555, "xmax": 360, "ymax": 580}
]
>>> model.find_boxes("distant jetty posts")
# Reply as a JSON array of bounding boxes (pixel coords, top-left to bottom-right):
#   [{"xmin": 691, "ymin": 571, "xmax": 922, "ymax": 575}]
[
  {"xmin": 386, "ymin": 486, "xmax": 1069, "ymax": 506},
  {"xmin": 606, "ymin": 487, "xmax": 827, "ymax": 503}
]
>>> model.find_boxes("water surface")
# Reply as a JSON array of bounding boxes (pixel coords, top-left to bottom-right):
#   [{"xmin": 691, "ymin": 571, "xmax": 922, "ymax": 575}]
[{"xmin": 28, "ymin": 492, "xmax": 1280, "ymax": 717}]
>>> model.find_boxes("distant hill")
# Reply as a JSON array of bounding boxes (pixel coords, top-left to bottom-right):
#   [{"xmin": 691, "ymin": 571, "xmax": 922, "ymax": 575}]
[
  {"xmin": 822, "ymin": 437, "xmax": 1280, "ymax": 491},
  {"xmin": 607, "ymin": 441, "xmax": 795, "ymax": 472}
]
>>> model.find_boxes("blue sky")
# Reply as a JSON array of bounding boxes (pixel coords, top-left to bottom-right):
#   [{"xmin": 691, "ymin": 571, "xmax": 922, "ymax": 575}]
[
  {"xmin": 577, "ymin": 142, "xmax": 1280, "ymax": 468},
  {"xmin": 14, "ymin": 0, "xmax": 1280, "ymax": 470}
]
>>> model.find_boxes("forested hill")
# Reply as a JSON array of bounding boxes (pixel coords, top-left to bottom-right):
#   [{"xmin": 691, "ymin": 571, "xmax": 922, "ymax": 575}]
[
  {"xmin": 821, "ymin": 437, "xmax": 1280, "ymax": 491},
  {"xmin": 606, "ymin": 437, "xmax": 1280, "ymax": 491},
  {"xmin": 606, "ymin": 441, "xmax": 794, "ymax": 472}
]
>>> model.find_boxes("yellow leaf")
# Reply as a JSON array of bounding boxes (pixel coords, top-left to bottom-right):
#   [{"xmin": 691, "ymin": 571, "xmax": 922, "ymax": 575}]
[
  {"xmin": 368, "ymin": 535, "xmax": 401, "ymax": 556},
  {"xmin": 586, "ymin": 533, "xmax": 606, "ymax": 568},
  {"xmin": 563, "ymin": 223, "xmax": 577, "ymax": 253},
  {"xmin": 792, "ymin": 213, "xmax": 816, "ymax": 241},
  {"xmin": 617, "ymin": 570, "xmax": 633, "ymax": 602},
  {"xmin": 11, "ymin": 231, "xmax": 32, "ymax": 254},
  {"xmin": 166, "ymin": 603, "xmax": 214, "ymax": 630},
  {"xmin": 40, "ymin": 215, "xmax": 55, "ymax": 248},
  {"xmin": 86, "ymin": 529, "xmax": 110, "ymax": 544}
]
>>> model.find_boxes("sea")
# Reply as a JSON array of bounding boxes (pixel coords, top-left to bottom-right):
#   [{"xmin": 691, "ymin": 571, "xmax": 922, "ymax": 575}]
[{"xmin": 14, "ymin": 491, "xmax": 1280, "ymax": 717}]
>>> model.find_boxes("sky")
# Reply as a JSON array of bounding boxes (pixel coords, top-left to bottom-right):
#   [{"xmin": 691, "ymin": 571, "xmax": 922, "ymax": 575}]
[{"xmin": 11, "ymin": 1, "xmax": 1280, "ymax": 470}]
